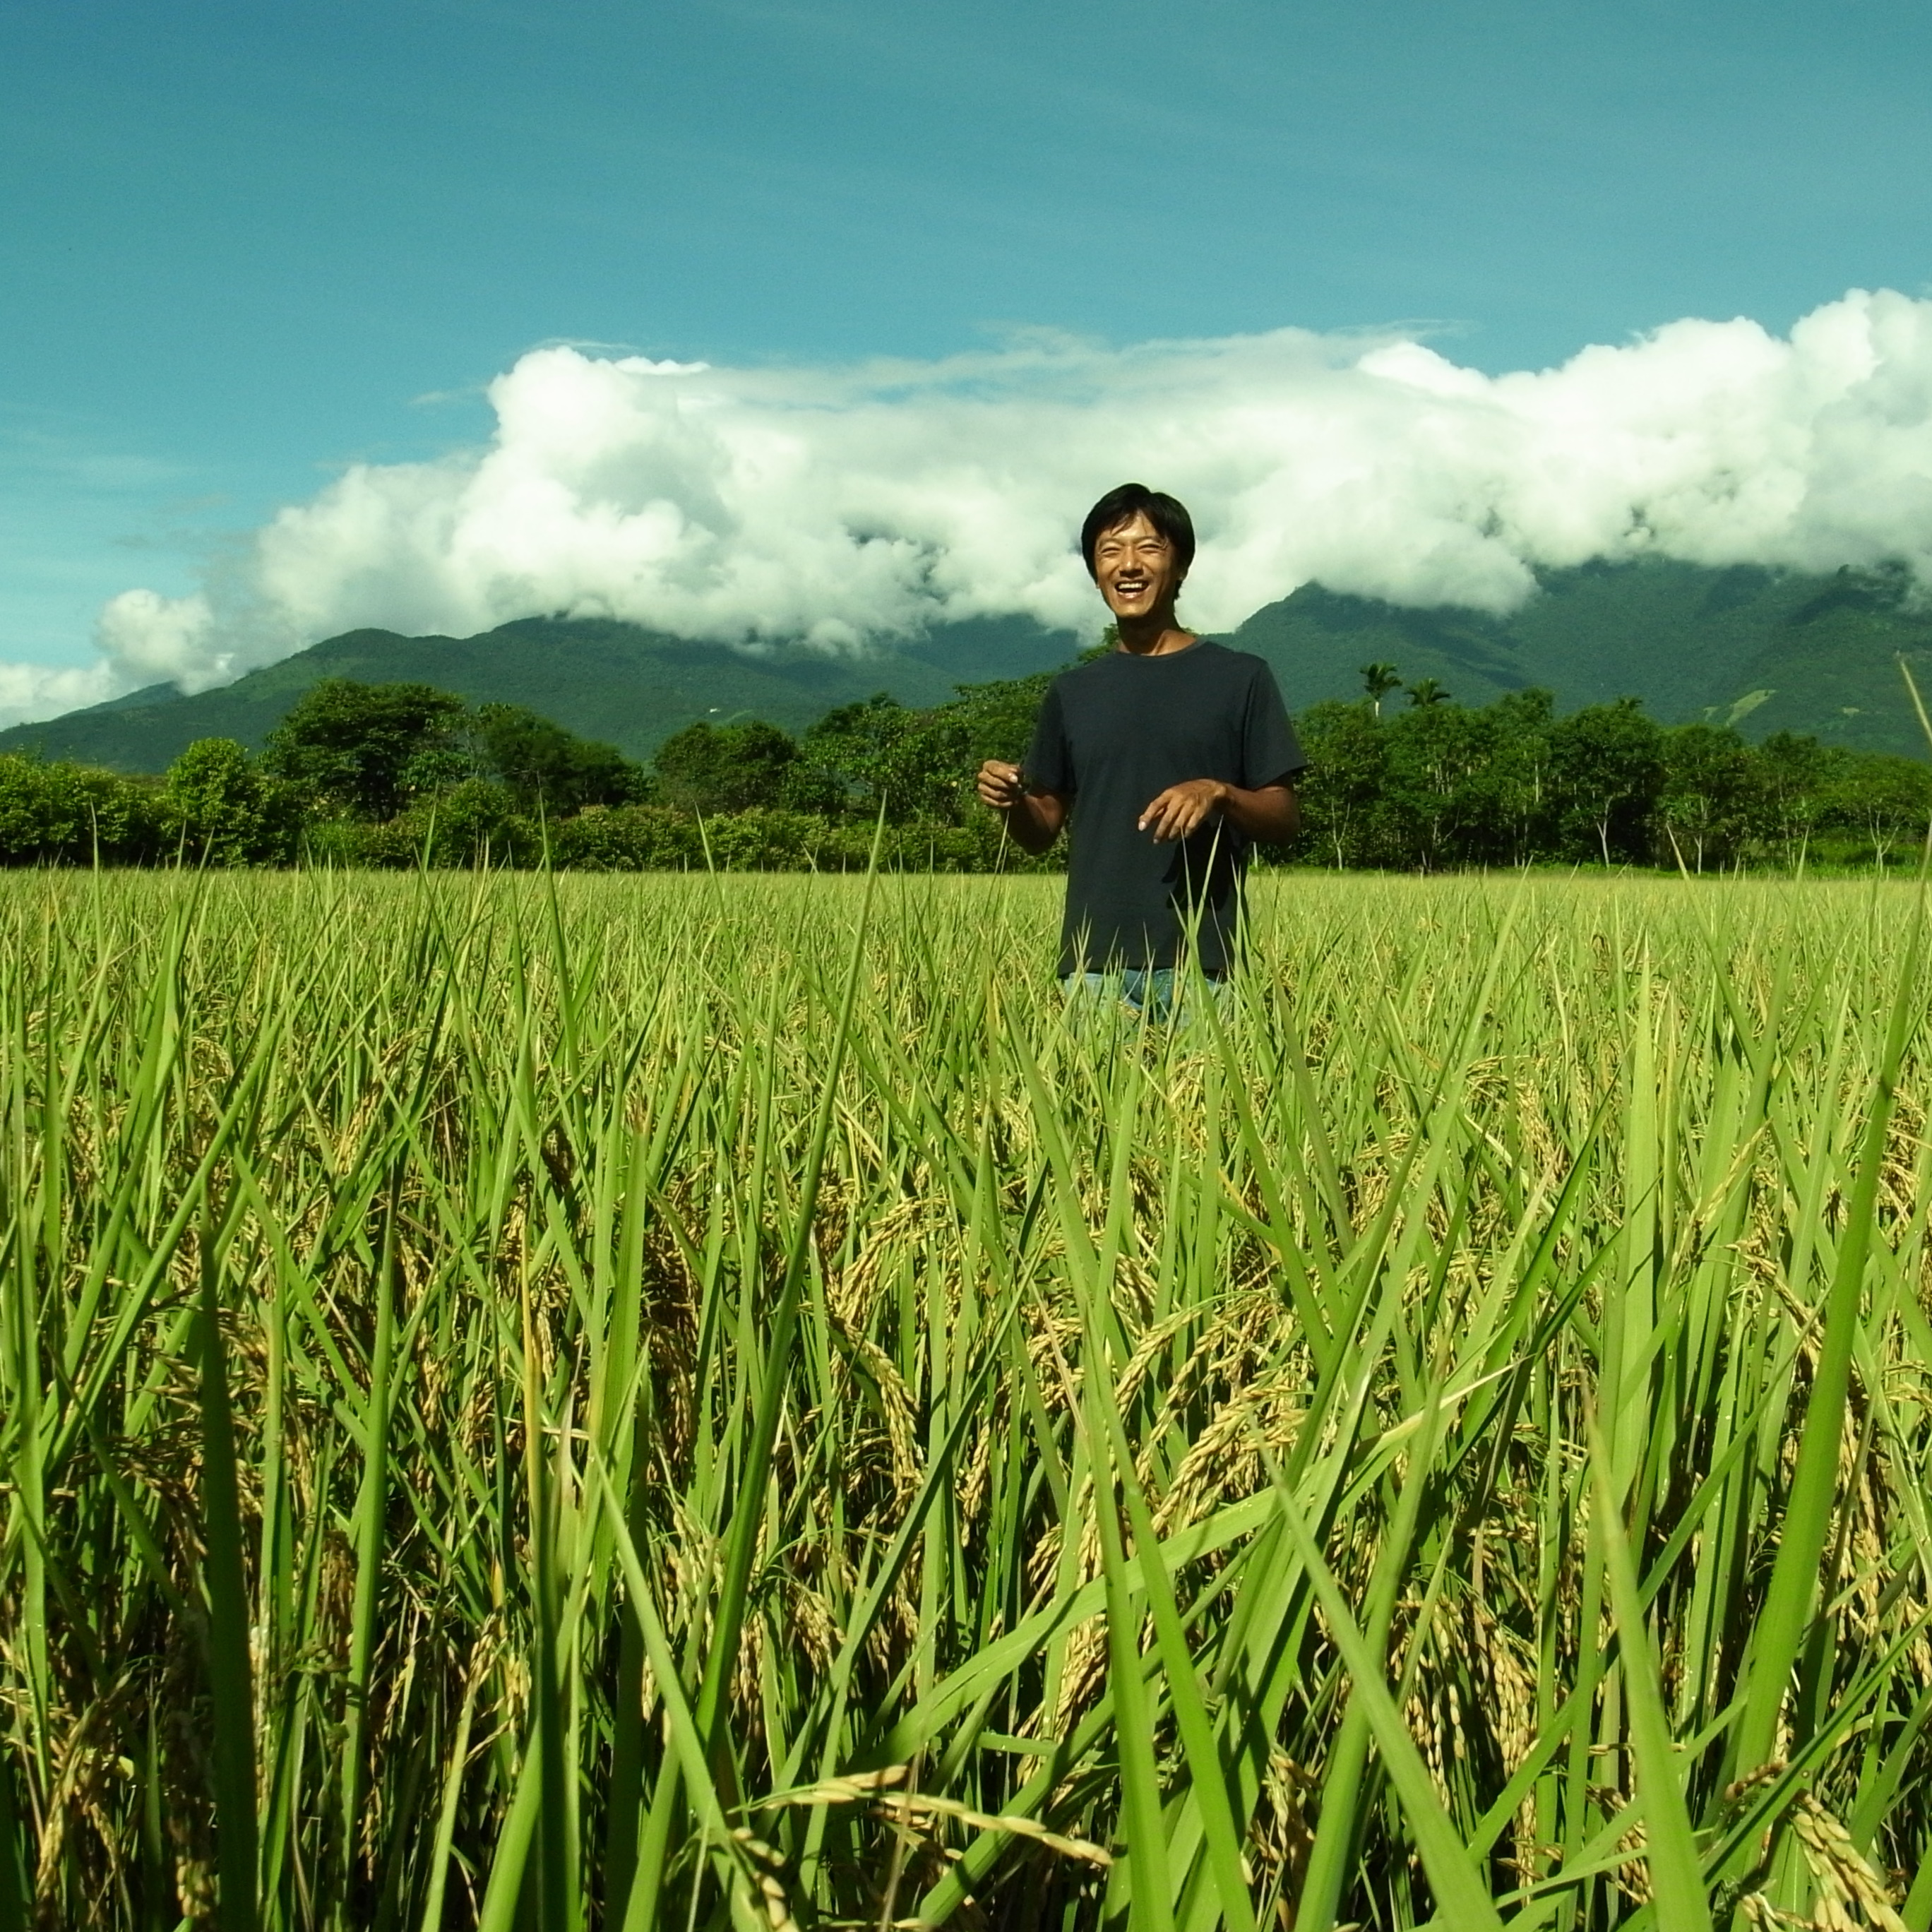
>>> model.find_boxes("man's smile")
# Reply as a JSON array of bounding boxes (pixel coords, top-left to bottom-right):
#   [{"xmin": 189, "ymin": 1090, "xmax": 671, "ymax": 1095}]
[{"xmin": 1090, "ymin": 508, "xmax": 1188, "ymax": 626}]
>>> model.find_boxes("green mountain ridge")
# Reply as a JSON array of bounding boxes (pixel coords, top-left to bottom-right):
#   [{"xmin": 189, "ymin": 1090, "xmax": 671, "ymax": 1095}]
[
  {"xmin": 6, "ymin": 559, "xmax": 1931, "ymax": 773},
  {"xmin": 0, "ymin": 614, "xmax": 1085, "ymax": 773},
  {"xmin": 1232, "ymin": 557, "xmax": 1932, "ymax": 755}
]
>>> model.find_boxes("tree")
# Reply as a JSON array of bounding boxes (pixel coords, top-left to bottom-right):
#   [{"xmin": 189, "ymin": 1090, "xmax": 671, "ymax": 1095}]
[
  {"xmin": 1296, "ymin": 700, "xmax": 1388, "ymax": 867},
  {"xmin": 161, "ymin": 738, "xmax": 298, "ymax": 864},
  {"xmin": 1378, "ymin": 699, "xmax": 1490, "ymax": 869},
  {"xmin": 1755, "ymin": 731, "xmax": 1844, "ymax": 871},
  {"xmin": 1463, "ymin": 690, "xmax": 1557, "ymax": 864},
  {"xmin": 785, "ymin": 696, "xmax": 976, "ymax": 823},
  {"xmin": 0, "ymin": 755, "xmax": 157, "ymax": 864},
  {"xmin": 1359, "ymin": 662, "xmax": 1401, "ymax": 717},
  {"xmin": 775, "ymin": 670, "xmax": 1062, "ymax": 828},
  {"xmin": 652, "ymin": 720, "xmax": 799, "ymax": 813},
  {"xmin": 938, "ymin": 672, "xmax": 1058, "ymax": 777},
  {"xmin": 263, "ymin": 680, "xmax": 467, "ymax": 821},
  {"xmin": 1657, "ymin": 722, "xmax": 1764, "ymax": 872},
  {"xmin": 400, "ymin": 778, "xmax": 530, "ymax": 866},
  {"xmin": 1549, "ymin": 700, "xmax": 1664, "ymax": 866},
  {"xmin": 1822, "ymin": 752, "xmax": 1932, "ymax": 870},
  {"xmin": 1406, "ymin": 677, "xmax": 1451, "ymax": 709},
  {"xmin": 472, "ymin": 705, "xmax": 640, "ymax": 814}
]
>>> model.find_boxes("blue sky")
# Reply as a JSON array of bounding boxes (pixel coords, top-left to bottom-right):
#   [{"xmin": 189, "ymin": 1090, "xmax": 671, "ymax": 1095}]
[{"xmin": 5, "ymin": 0, "xmax": 1932, "ymax": 683}]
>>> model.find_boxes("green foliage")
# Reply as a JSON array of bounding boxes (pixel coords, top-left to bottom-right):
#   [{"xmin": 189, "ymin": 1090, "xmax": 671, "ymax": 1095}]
[
  {"xmin": 7, "ymin": 669, "xmax": 1928, "ymax": 876},
  {"xmin": 652, "ymin": 718, "xmax": 799, "ymax": 813},
  {"xmin": 472, "ymin": 703, "xmax": 640, "ymax": 814},
  {"xmin": 1548, "ymin": 698, "xmax": 1665, "ymax": 865},
  {"xmin": 1294, "ymin": 699, "xmax": 1385, "ymax": 869},
  {"xmin": 779, "ymin": 674, "xmax": 1058, "ymax": 825},
  {"xmin": 1375, "ymin": 693, "xmax": 1525, "ymax": 866},
  {"xmin": 1298, "ymin": 689, "xmax": 1931, "ymax": 871},
  {"xmin": 1821, "ymin": 749, "xmax": 1932, "ymax": 866},
  {"xmin": 263, "ymin": 679, "xmax": 467, "ymax": 821},
  {"xmin": 249, "ymin": 682, "xmax": 645, "ymax": 854},
  {"xmin": 160, "ymin": 738, "xmax": 302, "ymax": 864},
  {"xmin": 1756, "ymin": 729, "xmax": 1842, "ymax": 868},
  {"xmin": 0, "ymin": 753, "xmax": 159, "ymax": 864},
  {"xmin": 4, "ymin": 871, "xmax": 1929, "ymax": 1929},
  {"xmin": 1359, "ymin": 660, "xmax": 1402, "ymax": 712},
  {"xmin": 548, "ymin": 804, "xmax": 707, "ymax": 871},
  {"xmin": 785, "ymin": 693, "xmax": 967, "ymax": 821},
  {"xmin": 1657, "ymin": 720, "xmax": 1763, "ymax": 871},
  {"xmin": 376, "ymin": 780, "xmax": 538, "ymax": 868}
]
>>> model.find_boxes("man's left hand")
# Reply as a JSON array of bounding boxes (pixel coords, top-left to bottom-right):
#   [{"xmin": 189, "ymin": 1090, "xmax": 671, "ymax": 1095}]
[{"xmin": 1138, "ymin": 780, "xmax": 1227, "ymax": 842}]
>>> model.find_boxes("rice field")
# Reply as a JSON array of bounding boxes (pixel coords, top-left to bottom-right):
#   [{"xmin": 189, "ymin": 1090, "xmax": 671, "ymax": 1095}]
[{"xmin": 1, "ymin": 866, "xmax": 1928, "ymax": 1932}]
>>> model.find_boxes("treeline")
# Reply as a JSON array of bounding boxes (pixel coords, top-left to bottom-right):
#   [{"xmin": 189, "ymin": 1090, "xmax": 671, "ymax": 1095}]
[
  {"xmin": 0, "ymin": 674, "xmax": 1050, "ymax": 871},
  {"xmin": 2, "ymin": 663, "xmax": 1928, "ymax": 871},
  {"xmin": 1297, "ymin": 670, "xmax": 1932, "ymax": 871}
]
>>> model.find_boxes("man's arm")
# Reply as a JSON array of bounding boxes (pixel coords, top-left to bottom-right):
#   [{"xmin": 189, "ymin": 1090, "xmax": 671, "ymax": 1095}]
[
  {"xmin": 1138, "ymin": 776, "xmax": 1299, "ymax": 845},
  {"xmin": 977, "ymin": 760, "xmax": 1071, "ymax": 855}
]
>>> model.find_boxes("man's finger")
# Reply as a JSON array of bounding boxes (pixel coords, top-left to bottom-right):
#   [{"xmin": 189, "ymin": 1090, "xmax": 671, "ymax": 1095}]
[
  {"xmin": 979, "ymin": 762, "xmax": 1021, "ymax": 804},
  {"xmin": 1142, "ymin": 790, "xmax": 1188, "ymax": 838}
]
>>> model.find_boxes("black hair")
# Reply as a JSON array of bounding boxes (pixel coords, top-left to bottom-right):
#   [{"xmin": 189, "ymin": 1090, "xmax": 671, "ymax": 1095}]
[{"xmin": 1079, "ymin": 483, "xmax": 1196, "ymax": 580}]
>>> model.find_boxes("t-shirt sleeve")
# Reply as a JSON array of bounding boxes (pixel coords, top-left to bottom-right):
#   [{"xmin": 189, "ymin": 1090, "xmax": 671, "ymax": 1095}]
[
  {"xmin": 1241, "ymin": 662, "xmax": 1306, "ymax": 786},
  {"xmin": 1022, "ymin": 680, "xmax": 1075, "ymax": 794}
]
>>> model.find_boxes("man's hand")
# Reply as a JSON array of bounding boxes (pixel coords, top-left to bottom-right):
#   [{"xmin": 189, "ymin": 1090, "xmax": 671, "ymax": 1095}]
[
  {"xmin": 977, "ymin": 760, "xmax": 1069, "ymax": 855},
  {"xmin": 976, "ymin": 759, "xmax": 1026, "ymax": 811},
  {"xmin": 1138, "ymin": 779, "xmax": 1227, "ymax": 842},
  {"xmin": 1139, "ymin": 777, "xmax": 1300, "ymax": 845}
]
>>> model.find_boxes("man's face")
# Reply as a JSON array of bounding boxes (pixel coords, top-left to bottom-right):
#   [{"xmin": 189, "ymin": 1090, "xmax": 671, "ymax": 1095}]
[{"xmin": 1092, "ymin": 511, "xmax": 1185, "ymax": 623}]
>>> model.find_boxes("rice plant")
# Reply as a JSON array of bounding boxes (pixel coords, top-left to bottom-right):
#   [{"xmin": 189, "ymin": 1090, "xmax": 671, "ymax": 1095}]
[{"xmin": 1, "ymin": 866, "xmax": 1928, "ymax": 1930}]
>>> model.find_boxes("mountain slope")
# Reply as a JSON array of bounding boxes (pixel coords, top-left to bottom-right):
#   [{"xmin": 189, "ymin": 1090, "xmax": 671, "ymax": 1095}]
[
  {"xmin": 0, "ymin": 614, "xmax": 1087, "ymax": 773},
  {"xmin": 1232, "ymin": 559, "xmax": 1932, "ymax": 753},
  {"xmin": 6, "ymin": 561, "xmax": 1931, "ymax": 772}
]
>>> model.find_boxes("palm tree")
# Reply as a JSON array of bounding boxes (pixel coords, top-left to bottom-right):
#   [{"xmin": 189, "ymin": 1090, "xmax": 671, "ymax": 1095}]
[
  {"xmin": 1359, "ymin": 662, "xmax": 1401, "ymax": 717},
  {"xmin": 1406, "ymin": 677, "xmax": 1451, "ymax": 708}
]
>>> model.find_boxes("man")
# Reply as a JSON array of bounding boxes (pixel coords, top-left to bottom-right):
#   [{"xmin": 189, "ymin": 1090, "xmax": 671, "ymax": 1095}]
[{"xmin": 977, "ymin": 483, "xmax": 1304, "ymax": 1010}]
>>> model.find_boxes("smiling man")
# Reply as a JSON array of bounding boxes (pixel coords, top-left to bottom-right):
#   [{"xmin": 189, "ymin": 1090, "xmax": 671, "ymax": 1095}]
[{"xmin": 977, "ymin": 483, "xmax": 1304, "ymax": 1010}]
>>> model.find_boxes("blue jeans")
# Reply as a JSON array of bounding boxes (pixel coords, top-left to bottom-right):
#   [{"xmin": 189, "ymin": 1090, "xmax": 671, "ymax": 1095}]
[{"xmin": 1063, "ymin": 967, "xmax": 1230, "ymax": 1023}]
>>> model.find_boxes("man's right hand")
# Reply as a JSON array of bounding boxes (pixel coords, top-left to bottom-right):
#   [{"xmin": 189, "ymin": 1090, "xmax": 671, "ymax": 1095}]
[
  {"xmin": 976, "ymin": 761, "xmax": 1067, "ymax": 854},
  {"xmin": 976, "ymin": 760, "xmax": 1026, "ymax": 811}
]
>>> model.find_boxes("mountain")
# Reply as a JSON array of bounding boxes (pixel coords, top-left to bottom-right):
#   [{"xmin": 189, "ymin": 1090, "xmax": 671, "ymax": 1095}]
[
  {"xmin": 6, "ymin": 559, "xmax": 1931, "ymax": 772},
  {"xmin": 1232, "ymin": 558, "xmax": 1932, "ymax": 756},
  {"xmin": 0, "ymin": 613, "xmax": 1086, "ymax": 773}
]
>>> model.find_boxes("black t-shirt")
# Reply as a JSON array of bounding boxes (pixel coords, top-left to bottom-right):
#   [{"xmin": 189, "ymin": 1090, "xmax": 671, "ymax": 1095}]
[{"xmin": 1022, "ymin": 640, "xmax": 1305, "ymax": 976}]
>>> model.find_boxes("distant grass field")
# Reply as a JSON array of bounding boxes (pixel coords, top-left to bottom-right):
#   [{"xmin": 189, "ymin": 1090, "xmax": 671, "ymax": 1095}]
[{"xmin": 1, "ymin": 870, "xmax": 1928, "ymax": 1931}]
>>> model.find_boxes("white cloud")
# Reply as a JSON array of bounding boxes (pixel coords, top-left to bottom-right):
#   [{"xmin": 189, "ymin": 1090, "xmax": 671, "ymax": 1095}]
[
  {"xmin": 10, "ymin": 287, "xmax": 1932, "ymax": 725},
  {"xmin": 0, "ymin": 660, "xmax": 120, "ymax": 728},
  {"xmin": 95, "ymin": 588, "xmax": 217, "ymax": 686}
]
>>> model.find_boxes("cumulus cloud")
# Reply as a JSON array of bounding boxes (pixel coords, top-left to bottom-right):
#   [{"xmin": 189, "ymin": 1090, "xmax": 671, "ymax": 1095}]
[
  {"xmin": 12, "ymin": 285, "xmax": 1932, "ymax": 724},
  {"xmin": 0, "ymin": 661, "xmax": 121, "ymax": 727},
  {"xmin": 95, "ymin": 589, "xmax": 218, "ymax": 685}
]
